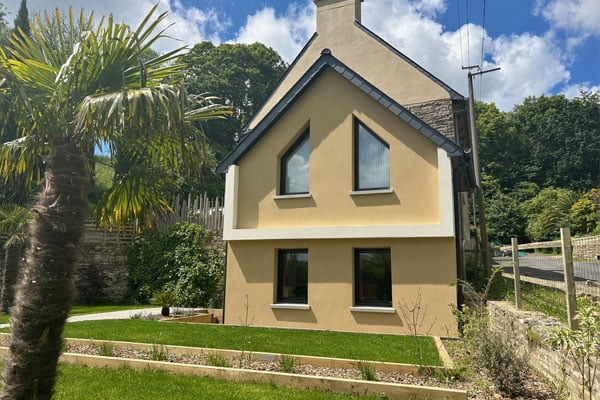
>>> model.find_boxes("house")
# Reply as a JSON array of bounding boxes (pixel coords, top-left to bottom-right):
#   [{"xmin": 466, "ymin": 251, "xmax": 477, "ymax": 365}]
[{"xmin": 216, "ymin": 0, "xmax": 472, "ymax": 336}]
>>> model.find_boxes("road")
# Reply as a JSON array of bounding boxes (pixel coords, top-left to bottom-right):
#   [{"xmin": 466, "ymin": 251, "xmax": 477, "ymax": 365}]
[{"xmin": 494, "ymin": 255, "xmax": 600, "ymax": 284}]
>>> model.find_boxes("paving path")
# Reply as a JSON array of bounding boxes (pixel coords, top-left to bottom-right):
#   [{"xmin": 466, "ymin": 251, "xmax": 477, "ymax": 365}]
[{"xmin": 0, "ymin": 307, "xmax": 198, "ymax": 329}]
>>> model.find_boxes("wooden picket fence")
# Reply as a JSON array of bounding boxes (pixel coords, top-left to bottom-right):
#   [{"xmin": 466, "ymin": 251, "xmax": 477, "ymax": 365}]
[{"xmin": 156, "ymin": 193, "xmax": 224, "ymax": 233}]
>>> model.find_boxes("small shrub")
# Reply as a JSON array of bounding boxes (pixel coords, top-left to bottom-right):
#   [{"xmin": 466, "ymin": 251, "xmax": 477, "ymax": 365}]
[
  {"xmin": 127, "ymin": 223, "xmax": 224, "ymax": 307},
  {"xmin": 148, "ymin": 344, "xmax": 169, "ymax": 361},
  {"xmin": 548, "ymin": 303, "xmax": 600, "ymax": 400},
  {"xmin": 97, "ymin": 342, "xmax": 114, "ymax": 357},
  {"xmin": 278, "ymin": 354, "xmax": 296, "ymax": 373},
  {"xmin": 207, "ymin": 354, "xmax": 230, "ymax": 367},
  {"xmin": 454, "ymin": 267, "xmax": 530, "ymax": 396},
  {"xmin": 356, "ymin": 361, "xmax": 377, "ymax": 381},
  {"xmin": 150, "ymin": 290, "xmax": 177, "ymax": 317}
]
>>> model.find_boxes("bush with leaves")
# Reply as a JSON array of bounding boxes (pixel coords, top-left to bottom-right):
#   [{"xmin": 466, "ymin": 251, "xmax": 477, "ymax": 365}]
[
  {"xmin": 454, "ymin": 267, "xmax": 530, "ymax": 396},
  {"xmin": 127, "ymin": 223, "xmax": 224, "ymax": 307},
  {"xmin": 548, "ymin": 303, "xmax": 600, "ymax": 400}
]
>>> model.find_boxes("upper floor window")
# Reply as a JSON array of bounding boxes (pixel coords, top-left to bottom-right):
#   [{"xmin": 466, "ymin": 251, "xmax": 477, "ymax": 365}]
[
  {"xmin": 354, "ymin": 119, "xmax": 389, "ymax": 190},
  {"xmin": 280, "ymin": 129, "xmax": 310, "ymax": 195},
  {"xmin": 277, "ymin": 249, "xmax": 308, "ymax": 304}
]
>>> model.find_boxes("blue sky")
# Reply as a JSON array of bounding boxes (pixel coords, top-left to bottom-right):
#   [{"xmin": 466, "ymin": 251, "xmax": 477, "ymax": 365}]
[{"xmin": 2, "ymin": 0, "xmax": 599, "ymax": 110}]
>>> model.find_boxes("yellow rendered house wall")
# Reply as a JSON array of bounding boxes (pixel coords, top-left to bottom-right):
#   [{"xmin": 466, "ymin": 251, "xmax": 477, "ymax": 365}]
[
  {"xmin": 249, "ymin": 1, "xmax": 450, "ymax": 131},
  {"xmin": 223, "ymin": 238, "xmax": 458, "ymax": 337},
  {"xmin": 235, "ymin": 69, "xmax": 440, "ymax": 229}
]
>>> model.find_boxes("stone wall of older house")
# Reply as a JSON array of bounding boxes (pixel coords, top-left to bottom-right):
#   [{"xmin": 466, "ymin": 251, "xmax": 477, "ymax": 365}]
[
  {"xmin": 406, "ymin": 98, "xmax": 456, "ymax": 140},
  {"xmin": 488, "ymin": 301, "xmax": 596, "ymax": 399}
]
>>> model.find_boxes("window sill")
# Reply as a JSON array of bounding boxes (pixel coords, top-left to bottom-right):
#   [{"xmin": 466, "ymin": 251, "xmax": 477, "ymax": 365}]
[
  {"xmin": 349, "ymin": 189, "xmax": 394, "ymax": 196},
  {"xmin": 273, "ymin": 193, "xmax": 312, "ymax": 200},
  {"xmin": 349, "ymin": 306, "xmax": 396, "ymax": 314},
  {"xmin": 270, "ymin": 303, "xmax": 311, "ymax": 310}
]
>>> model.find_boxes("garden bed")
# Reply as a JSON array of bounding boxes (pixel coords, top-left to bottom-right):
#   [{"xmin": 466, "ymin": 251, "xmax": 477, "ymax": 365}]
[{"xmin": 0, "ymin": 334, "xmax": 467, "ymax": 399}]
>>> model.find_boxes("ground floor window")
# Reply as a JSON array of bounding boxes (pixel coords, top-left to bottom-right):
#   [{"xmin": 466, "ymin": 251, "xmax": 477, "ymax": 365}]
[
  {"xmin": 277, "ymin": 249, "xmax": 308, "ymax": 304},
  {"xmin": 354, "ymin": 248, "xmax": 392, "ymax": 307}
]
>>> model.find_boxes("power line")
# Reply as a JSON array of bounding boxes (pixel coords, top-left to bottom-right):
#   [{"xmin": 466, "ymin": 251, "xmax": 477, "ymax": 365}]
[
  {"xmin": 457, "ymin": 0, "xmax": 464, "ymax": 67},
  {"xmin": 479, "ymin": 0, "xmax": 488, "ymax": 99},
  {"xmin": 466, "ymin": 0, "xmax": 471, "ymax": 66}
]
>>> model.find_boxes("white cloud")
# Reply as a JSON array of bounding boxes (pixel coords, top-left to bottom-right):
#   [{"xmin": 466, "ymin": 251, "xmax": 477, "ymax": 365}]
[
  {"xmin": 535, "ymin": 0, "xmax": 600, "ymax": 38},
  {"xmin": 561, "ymin": 83, "xmax": 600, "ymax": 98},
  {"xmin": 360, "ymin": 0, "xmax": 573, "ymax": 110},
  {"xmin": 2, "ymin": 0, "xmax": 231, "ymax": 53},
  {"xmin": 234, "ymin": 2, "xmax": 315, "ymax": 62}
]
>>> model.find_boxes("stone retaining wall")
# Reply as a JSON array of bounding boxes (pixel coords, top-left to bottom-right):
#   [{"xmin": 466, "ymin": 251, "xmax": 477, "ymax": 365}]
[{"xmin": 488, "ymin": 301, "xmax": 596, "ymax": 399}]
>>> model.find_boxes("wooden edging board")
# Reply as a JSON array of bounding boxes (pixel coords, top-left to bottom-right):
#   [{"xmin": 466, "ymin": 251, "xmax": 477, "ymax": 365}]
[{"xmin": 0, "ymin": 347, "xmax": 466, "ymax": 400}]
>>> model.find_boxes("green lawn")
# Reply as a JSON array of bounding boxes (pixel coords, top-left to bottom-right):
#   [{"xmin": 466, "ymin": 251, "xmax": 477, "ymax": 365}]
[
  {"xmin": 0, "ymin": 304, "xmax": 152, "ymax": 325},
  {"xmin": 1, "ymin": 363, "xmax": 381, "ymax": 400},
  {"xmin": 63, "ymin": 319, "xmax": 441, "ymax": 365}
]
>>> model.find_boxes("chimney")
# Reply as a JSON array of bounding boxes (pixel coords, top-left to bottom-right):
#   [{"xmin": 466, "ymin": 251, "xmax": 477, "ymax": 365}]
[{"xmin": 314, "ymin": 0, "xmax": 363, "ymax": 34}]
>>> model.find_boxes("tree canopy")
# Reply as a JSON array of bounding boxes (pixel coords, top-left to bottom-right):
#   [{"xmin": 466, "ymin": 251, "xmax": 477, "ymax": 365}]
[
  {"xmin": 477, "ymin": 92, "xmax": 600, "ymax": 242},
  {"xmin": 179, "ymin": 41, "xmax": 288, "ymax": 197}
]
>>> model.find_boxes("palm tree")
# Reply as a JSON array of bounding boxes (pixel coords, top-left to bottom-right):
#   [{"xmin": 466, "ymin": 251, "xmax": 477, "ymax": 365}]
[
  {"xmin": 0, "ymin": 203, "xmax": 30, "ymax": 314},
  {"xmin": 0, "ymin": 6, "xmax": 229, "ymax": 398}
]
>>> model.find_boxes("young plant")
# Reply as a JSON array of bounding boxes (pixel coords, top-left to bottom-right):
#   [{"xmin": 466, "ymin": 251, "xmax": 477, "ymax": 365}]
[
  {"xmin": 452, "ymin": 267, "xmax": 530, "ymax": 396},
  {"xmin": 278, "ymin": 354, "xmax": 296, "ymax": 373},
  {"xmin": 548, "ymin": 304, "xmax": 600, "ymax": 400},
  {"xmin": 207, "ymin": 354, "xmax": 230, "ymax": 368},
  {"xmin": 238, "ymin": 294, "xmax": 254, "ymax": 368},
  {"xmin": 148, "ymin": 344, "xmax": 169, "ymax": 361},
  {"xmin": 356, "ymin": 361, "xmax": 377, "ymax": 381},
  {"xmin": 97, "ymin": 342, "xmax": 114, "ymax": 357},
  {"xmin": 150, "ymin": 290, "xmax": 177, "ymax": 317},
  {"xmin": 398, "ymin": 288, "xmax": 436, "ymax": 366}
]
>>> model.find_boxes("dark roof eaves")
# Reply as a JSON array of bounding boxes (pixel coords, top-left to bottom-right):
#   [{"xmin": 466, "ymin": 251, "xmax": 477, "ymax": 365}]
[
  {"xmin": 216, "ymin": 56, "xmax": 329, "ymax": 174},
  {"xmin": 354, "ymin": 22, "xmax": 465, "ymax": 101}
]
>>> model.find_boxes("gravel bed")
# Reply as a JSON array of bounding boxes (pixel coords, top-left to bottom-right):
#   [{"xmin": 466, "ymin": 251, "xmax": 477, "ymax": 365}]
[{"xmin": 0, "ymin": 335, "xmax": 561, "ymax": 398}]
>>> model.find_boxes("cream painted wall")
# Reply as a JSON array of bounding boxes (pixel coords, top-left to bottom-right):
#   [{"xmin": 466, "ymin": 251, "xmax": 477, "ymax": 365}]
[
  {"xmin": 224, "ymin": 237, "xmax": 458, "ymax": 336},
  {"xmin": 236, "ymin": 69, "xmax": 441, "ymax": 230},
  {"xmin": 249, "ymin": 0, "xmax": 450, "ymax": 131}
]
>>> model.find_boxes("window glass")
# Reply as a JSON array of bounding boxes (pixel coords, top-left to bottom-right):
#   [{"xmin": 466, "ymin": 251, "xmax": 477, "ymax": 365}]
[
  {"xmin": 281, "ymin": 131, "xmax": 310, "ymax": 194},
  {"xmin": 355, "ymin": 122, "xmax": 389, "ymax": 190},
  {"xmin": 354, "ymin": 249, "xmax": 392, "ymax": 307},
  {"xmin": 277, "ymin": 249, "xmax": 308, "ymax": 304}
]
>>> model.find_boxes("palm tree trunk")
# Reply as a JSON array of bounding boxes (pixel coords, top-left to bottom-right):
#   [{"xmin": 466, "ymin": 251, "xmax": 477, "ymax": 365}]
[
  {"xmin": 0, "ymin": 244, "xmax": 23, "ymax": 313},
  {"xmin": 0, "ymin": 143, "xmax": 89, "ymax": 400}
]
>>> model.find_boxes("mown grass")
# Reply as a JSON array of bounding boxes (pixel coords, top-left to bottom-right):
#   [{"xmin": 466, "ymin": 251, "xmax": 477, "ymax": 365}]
[
  {"xmin": 63, "ymin": 319, "xmax": 441, "ymax": 365},
  {"xmin": 0, "ymin": 363, "xmax": 383, "ymax": 400}
]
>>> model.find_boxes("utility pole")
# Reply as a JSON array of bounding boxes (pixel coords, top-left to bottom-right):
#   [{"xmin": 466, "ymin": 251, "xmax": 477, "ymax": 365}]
[{"xmin": 464, "ymin": 66, "xmax": 500, "ymax": 275}]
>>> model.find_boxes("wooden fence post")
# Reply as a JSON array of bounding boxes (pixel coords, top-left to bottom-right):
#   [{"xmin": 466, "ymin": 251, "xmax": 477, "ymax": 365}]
[
  {"xmin": 561, "ymin": 227, "xmax": 578, "ymax": 330},
  {"xmin": 511, "ymin": 237, "xmax": 522, "ymax": 309}
]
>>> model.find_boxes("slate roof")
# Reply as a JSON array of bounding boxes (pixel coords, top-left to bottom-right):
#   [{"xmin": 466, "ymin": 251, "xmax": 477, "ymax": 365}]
[{"xmin": 216, "ymin": 49, "xmax": 465, "ymax": 175}]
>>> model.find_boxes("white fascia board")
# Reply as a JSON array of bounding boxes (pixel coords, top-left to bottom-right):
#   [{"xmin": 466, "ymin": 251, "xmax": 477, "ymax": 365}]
[{"xmin": 223, "ymin": 165, "xmax": 239, "ymax": 233}]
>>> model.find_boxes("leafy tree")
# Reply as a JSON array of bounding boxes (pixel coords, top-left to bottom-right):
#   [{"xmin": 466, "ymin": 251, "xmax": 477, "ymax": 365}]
[
  {"xmin": 0, "ymin": 2, "xmax": 9, "ymax": 46},
  {"xmin": 0, "ymin": 203, "xmax": 30, "ymax": 313},
  {"xmin": 486, "ymin": 194, "xmax": 527, "ymax": 244},
  {"xmin": 180, "ymin": 42, "xmax": 287, "ymax": 197},
  {"xmin": 571, "ymin": 188, "xmax": 600, "ymax": 235},
  {"xmin": 0, "ymin": 6, "xmax": 228, "ymax": 398},
  {"xmin": 509, "ymin": 93, "xmax": 600, "ymax": 191},
  {"xmin": 477, "ymin": 102, "xmax": 536, "ymax": 190},
  {"xmin": 522, "ymin": 187, "xmax": 579, "ymax": 241},
  {"xmin": 12, "ymin": 0, "xmax": 30, "ymax": 40}
]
